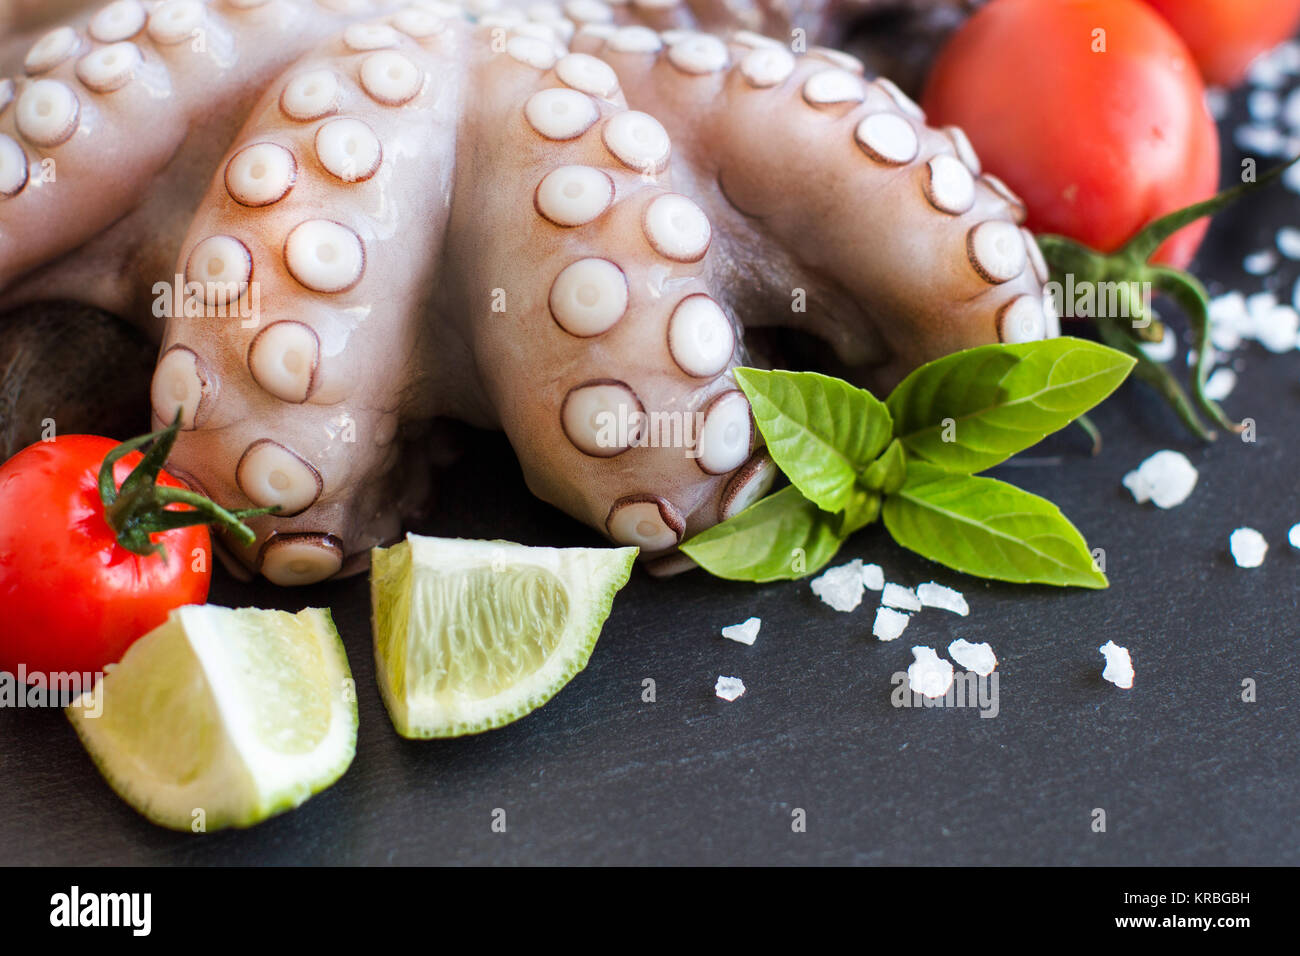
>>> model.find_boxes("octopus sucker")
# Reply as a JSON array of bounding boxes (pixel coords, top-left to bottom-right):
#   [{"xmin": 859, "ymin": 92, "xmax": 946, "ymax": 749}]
[
  {"xmin": 0, "ymin": 3, "xmax": 1049, "ymax": 584},
  {"xmin": 0, "ymin": 133, "xmax": 28, "ymax": 198},
  {"xmin": 225, "ymin": 141, "xmax": 299, "ymax": 206},
  {"xmin": 23, "ymin": 25, "xmax": 84, "ymax": 75},
  {"xmin": 87, "ymin": 0, "xmax": 148, "ymax": 44},
  {"xmin": 74, "ymin": 41, "xmax": 144, "ymax": 93},
  {"xmin": 802, "ymin": 67, "xmax": 865, "ymax": 105},
  {"xmin": 14, "ymin": 78, "xmax": 82, "ymax": 147}
]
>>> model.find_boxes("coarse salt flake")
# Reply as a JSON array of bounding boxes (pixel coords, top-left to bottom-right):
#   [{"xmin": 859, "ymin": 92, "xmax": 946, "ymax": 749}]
[
  {"xmin": 1248, "ymin": 89, "xmax": 1280, "ymax": 122},
  {"xmin": 1244, "ymin": 249, "xmax": 1278, "ymax": 275},
  {"xmin": 1289, "ymin": 523, "xmax": 1300, "ymax": 549},
  {"xmin": 882, "ymin": 582, "xmax": 921, "ymax": 612},
  {"xmin": 1279, "ymin": 227, "xmax": 1300, "ymax": 259},
  {"xmin": 873, "ymin": 606, "xmax": 910, "ymax": 641},
  {"xmin": 917, "ymin": 582, "xmax": 969, "ymax": 616},
  {"xmin": 810, "ymin": 559, "xmax": 865, "ymax": 612},
  {"xmin": 1098, "ymin": 640, "xmax": 1134, "ymax": 689},
  {"xmin": 1229, "ymin": 527, "xmax": 1268, "ymax": 567},
  {"xmin": 720, "ymin": 616, "xmax": 761, "ymax": 645},
  {"xmin": 1235, "ymin": 124, "xmax": 1287, "ymax": 156},
  {"xmin": 1122, "ymin": 450, "xmax": 1198, "ymax": 509},
  {"xmin": 907, "ymin": 646, "xmax": 954, "ymax": 699},
  {"xmin": 1203, "ymin": 367, "xmax": 1237, "ymax": 401},
  {"xmin": 1255, "ymin": 304, "xmax": 1299, "ymax": 353},
  {"xmin": 861, "ymin": 562, "xmax": 884, "ymax": 590},
  {"xmin": 1139, "ymin": 329, "xmax": 1177, "ymax": 363},
  {"xmin": 948, "ymin": 638, "xmax": 997, "ymax": 676},
  {"xmin": 714, "ymin": 675, "xmax": 745, "ymax": 701}
]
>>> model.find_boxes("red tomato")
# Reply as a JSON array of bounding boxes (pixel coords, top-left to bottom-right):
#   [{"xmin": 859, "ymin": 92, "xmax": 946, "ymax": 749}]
[
  {"xmin": 1143, "ymin": 0, "xmax": 1300, "ymax": 88},
  {"xmin": 0, "ymin": 436, "xmax": 211, "ymax": 677},
  {"xmin": 922, "ymin": 0, "xmax": 1220, "ymax": 268}
]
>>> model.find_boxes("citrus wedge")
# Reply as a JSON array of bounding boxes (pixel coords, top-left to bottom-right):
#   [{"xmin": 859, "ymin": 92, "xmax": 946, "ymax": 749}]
[
  {"xmin": 370, "ymin": 535, "xmax": 637, "ymax": 738},
  {"xmin": 67, "ymin": 605, "xmax": 357, "ymax": 832}
]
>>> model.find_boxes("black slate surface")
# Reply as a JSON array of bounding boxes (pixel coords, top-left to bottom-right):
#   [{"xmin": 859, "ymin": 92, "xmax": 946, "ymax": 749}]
[{"xmin": 2, "ymin": 81, "xmax": 1299, "ymax": 868}]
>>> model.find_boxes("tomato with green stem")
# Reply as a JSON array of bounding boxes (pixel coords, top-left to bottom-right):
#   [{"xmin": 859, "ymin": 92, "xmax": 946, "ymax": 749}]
[
  {"xmin": 0, "ymin": 417, "xmax": 271, "ymax": 678},
  {"xmin": 922, "ymin": 0, "xmax": 1220, "ymax": 269}
]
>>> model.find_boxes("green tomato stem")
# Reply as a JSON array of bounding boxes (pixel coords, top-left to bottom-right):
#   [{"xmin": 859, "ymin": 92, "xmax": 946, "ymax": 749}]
[
  {"xmin": 1035, "ymin": 156, "xmax": 1299, "ymax": 442},
  {"xmin": 98, "ymin": 411, "xmax": 277, "ymax": 558}
]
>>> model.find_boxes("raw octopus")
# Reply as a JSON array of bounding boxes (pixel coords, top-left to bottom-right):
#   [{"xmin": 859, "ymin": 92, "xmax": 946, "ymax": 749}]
[{"xmin": 0, "ymin": 0, "xmax": 1050, "ymax": 585}]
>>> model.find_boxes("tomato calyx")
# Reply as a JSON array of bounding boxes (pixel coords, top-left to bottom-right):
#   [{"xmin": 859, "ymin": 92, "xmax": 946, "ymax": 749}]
[
  {"xmin": 1037, "ymin": 157, "xmax": 1300, "ymax": 441},
  {"xmin": 98, "ymin": 412, "xmax": 277, "ymax": 559}
]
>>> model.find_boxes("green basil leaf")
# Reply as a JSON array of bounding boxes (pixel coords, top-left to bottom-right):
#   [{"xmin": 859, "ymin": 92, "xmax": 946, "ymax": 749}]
[
  {"xmin": 680, "ymin": 485, "xmax": 845, "ymax": 582},
  {"xmin": 886, "ymin": 338, "xmax": 1136, "ymax": 473},
  {"xmin": 734, "ymin": 367, "xmax": 892, "ymax": 512},
  {"xmin": 836, "ymin": 485, "xmax": 882, "ymax": 536},
  {"xmin": 882, "ymin": 462, "xmax": 1107, "ymax": 588},
  {"xmin": 861, "ymin": 439, "xmax": 907, "ymax": 495}
]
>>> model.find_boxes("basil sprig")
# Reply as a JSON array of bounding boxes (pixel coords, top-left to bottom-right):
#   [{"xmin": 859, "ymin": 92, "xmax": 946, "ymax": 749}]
[{"xmin": 680, "ymin": 338, "xmax": 1135, "ymax": 588}]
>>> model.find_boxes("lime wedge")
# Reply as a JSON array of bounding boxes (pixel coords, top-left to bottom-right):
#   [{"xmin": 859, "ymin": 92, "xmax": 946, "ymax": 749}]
[
  {"xmin": 67, "ymin": 605, "xmax": 357, "ymax": 832},
  {"xmin": 371, "ymin": 534, "xmax": 637, "ymax": 738}
]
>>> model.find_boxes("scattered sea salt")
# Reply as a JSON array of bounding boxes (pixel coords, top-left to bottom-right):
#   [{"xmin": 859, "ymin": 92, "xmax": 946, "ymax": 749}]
[
  {"xmin": 1248, "ymin": 54, "xmax": 1287, "ymax": 89},
  {"xmin": 1235, "ymin": 123, "xmax": 1288, "ymax": 156},
  {"xmin": 948, "ymin": 639, "xmax": 997, "ymax": 677},
  {"xmin": 720, "ymin": 617, "xmax": 761, "ymax": 646},
  {"xmin": 1098, "ymin": 641, "xmax": 1134, "ymax": 689},
  {"xmin": 1285, "ymin": 159, "xmax": 1300, "ymax": 196},
  {"xmin": 1122, "ymin": 450, "xmax": 1198, "ymax": 508},
  {"xmin": 1271, "ymin": 40, "xmax": 1300, "ymax": 75},
  {"xmin": 1247, "ymin": 290, "xmax": 1279, "ymax": 328},
  {"xmin": 917, "ymin": 582, "xmax": 969, "ymax": 616},
  {"xmin": 882, "ymin": 582, "xmax": 922, "ymax": 612},
  {"xmin": 1285, "ymin": 87, "xmax": 1300, "ymax": 129},
  {"xmin": 1279, "ymin": 227, "xmax": 1300, "ymax": 259},
  {"xmin": 861, "ymin": 563, "xmax": 884, "ymax": 590},
  {"xmin": 714, "ymin": 676, "xmax": 746, "ymax": 702},
  {"xmin": 1139, "ymin": 329, "xmax": 1177, "ymax": 363},
  {"xmin": 1244, "ymin": 249, "xmax": 1279, "ymax": 275},
  {"xmin": 811, "ymin": 559, "xmax": 865, "ymax": 612},
  {"xmin": 1203, "ymin": 367, "xmax": 1237, "ymax": 401},
  {"xmin": 1289, "ymin": 524, "xmax": 1300, "ymax": 549},
  {"xmin": 1249, "ymin": 89, "xmax": 1281, "ymax": 122},
  {"xmin": 873, "ymin": 607, "xmax": 911, "ymax": 642},
  {"xmin": 1255, "ymin": 304, "xmax": 1299, "ymax": 352},
  {"xmin": 1229, "ymin": 527, "xmax": 1268, "ymax": 568},
  {"xmin": 1209, "ymin": 291, "xmax": 1249, "ymax": 350},
  {"xmin": 907, "ymin": 646, "xmax": 954, "ymax": 699}
]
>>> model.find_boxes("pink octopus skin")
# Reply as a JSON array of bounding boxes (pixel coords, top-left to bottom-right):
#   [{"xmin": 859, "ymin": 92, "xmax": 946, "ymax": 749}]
[{"xmin": 0, "ymin": 1, "xmax": 1048, "ymax": 585}]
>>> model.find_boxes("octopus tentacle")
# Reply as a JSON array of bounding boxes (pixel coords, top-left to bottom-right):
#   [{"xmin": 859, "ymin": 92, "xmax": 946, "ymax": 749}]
[
  {"xmin": 0, "ymin": 0, "xmax": 412, "ymax": 318},
  {"xmin": 450, "ymin": 39, "xmax": 759, "ymax": 562},
  {"xmin": 154, "ymin": 12, "xmax": 476, "ymax": 584},
  {"xmin": 573, "ymin": 26, "xmax": 1052, "ymax": 392}
]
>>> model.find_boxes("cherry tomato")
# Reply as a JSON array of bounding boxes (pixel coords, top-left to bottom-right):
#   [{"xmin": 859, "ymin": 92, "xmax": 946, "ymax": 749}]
[
  {"xmin": 1143, "ymin": 0, "xmax": 1300, "ymax": 88},
  {"xmin": 922, "ymin": 0, "xmax": 1220, "ymax": 268},
  {"xmin": 0, "ymin": 435, "xmax": 211, "ymax": 677}
]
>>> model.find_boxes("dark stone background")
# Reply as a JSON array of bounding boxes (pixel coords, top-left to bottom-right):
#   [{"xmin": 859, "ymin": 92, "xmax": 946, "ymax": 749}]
[{"xmin": 1, "ymin": 74, "xmax": 1297, "ymax": 867}]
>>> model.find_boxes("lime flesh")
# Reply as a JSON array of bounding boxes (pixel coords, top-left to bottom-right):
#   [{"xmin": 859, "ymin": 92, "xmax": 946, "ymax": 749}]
[
  {"xmin": 371, "ymin": 535, "xmax": 637, "ymax": 738},
  {"xmin": 67, "ymin": 605, "xmax": 357, "ymax": 832}
]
